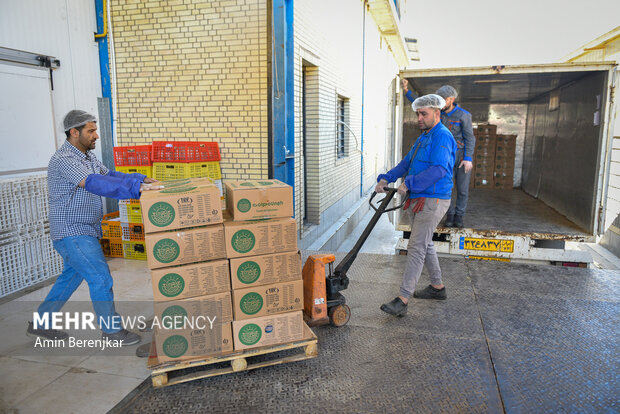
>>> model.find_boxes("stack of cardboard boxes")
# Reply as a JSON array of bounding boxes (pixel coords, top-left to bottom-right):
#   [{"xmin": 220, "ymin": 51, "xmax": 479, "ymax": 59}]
[
  {"xmin": 224, "ymin": 180, "xmax": 305, "ymax": 351},
  {"xmin": 493, "ymin": 134, "xmax": 516, "ymax": 189},
  {"xmin": 142, "ymin": 178, "xmax": 304, "ymax": 363},
  {"xmin": 471, "ymin": 124, "xmax": 516, "ymax": 190},
  {"xmin": 472, "ymin": 124, "xmax": 497, "ymax": 188},
  {"xmin": 142, "ymin": 178, "xmax": 231, "ymax": 363}
]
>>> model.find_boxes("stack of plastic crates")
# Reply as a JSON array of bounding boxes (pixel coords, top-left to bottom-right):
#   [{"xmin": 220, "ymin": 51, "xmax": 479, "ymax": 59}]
[
  {"xmin": 113, "ymin": 144, "xmax": 153, "ymax": 177},
  {"xmin": 0, "ymin": 174, "xmax": 63, "ymax": 298},
  {"xmin": 100, "ymin": 211, "xmax": 124, "ymax": 258},
  {"xmin": 151, "ymin": 141, "xmax": 223, "ymax": 195}
]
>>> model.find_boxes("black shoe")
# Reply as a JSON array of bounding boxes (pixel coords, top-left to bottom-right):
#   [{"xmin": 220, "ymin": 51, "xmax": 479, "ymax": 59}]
[
  {"xmin": 413, "ymin": 285, "xmax": 447, "ymax": 300},
  {"xmin": 102, "ymin": 329, "xmax": 141, "ymax": 346},
  {"xmin": 454, "ymin": 215, "xmax": 464, "ymax": 228},
  {"xmin": 444, "ymin": 214, "xmax": 454, "ymax": 227},
  {"xmin": 27, "ymin": 321, "xmax": 69, "ymax": 340},
  {"xmin": 136, "ymin": 342, "xmax": 152, "ymax": 358},
  {"xmin": 380, "ymin": 297, "xmax": 408, "ymax": 317}
]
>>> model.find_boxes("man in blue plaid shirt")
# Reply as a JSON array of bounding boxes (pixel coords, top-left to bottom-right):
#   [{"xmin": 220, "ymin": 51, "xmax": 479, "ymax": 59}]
[{"xmin": 27, "ymin": 110, "xmax": 159, "ymax": 345}]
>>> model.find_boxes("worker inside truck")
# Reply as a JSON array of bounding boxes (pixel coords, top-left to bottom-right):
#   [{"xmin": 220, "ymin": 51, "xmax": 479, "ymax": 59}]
[
  {"xmin": 27, "ymin": 110, "xmax": 161, "ymax": 346},
  {"xmin": 402, "ymin": 80, "xmax": 475, "ymax": 228},
  {"xmin": 375, "ymin": 94, "xmax": 457, "ymax": 317}
]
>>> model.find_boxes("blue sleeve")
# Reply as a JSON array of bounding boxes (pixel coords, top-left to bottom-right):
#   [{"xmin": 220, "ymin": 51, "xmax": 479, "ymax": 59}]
[
  {"xmin": 429, "ymin": 132, "xmax": 455, "ymax": 170},
  {"xmin": 404, "ymin": 166, "xmax": 447, "ymax": 193},
  {"xmin": 405, "ymin": 90, "xmax": 416, "ymax": 103},
  {"xmin": 377, "ymin": 145, "xmax": 415, "ymax": 183},
  {"xmin": 85, "ymin": 174, "xmax": 142, "ymax": 200},
  {"xmin": 461, "ymin": 112, "xmax": 475, "ymax": 162},
  {"xmin": 107, "ymin": 169, "xmax": 147, "ymax": 182}
]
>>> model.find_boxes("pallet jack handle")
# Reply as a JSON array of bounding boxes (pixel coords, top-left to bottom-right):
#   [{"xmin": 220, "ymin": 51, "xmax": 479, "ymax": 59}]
[{"xmin": 334, "ymin": 187, "xmax": 406, "ymax": 277}]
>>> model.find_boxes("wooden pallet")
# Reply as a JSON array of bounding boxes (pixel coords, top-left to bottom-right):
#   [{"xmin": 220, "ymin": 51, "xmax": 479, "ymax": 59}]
[{"xmin": 147, "ymin": 323, "xmax": 318, "ymax": 388}]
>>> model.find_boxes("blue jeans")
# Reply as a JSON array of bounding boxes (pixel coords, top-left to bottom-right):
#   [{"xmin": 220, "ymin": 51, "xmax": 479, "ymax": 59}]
[{"xmin": 37, "ymin": 235, "xmax": 121, "ymax": 334}]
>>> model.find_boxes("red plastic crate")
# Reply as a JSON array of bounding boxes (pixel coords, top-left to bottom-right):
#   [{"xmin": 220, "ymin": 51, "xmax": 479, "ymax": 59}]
[
  {"xmin": 113, "ymin": 145, "xmax": 152, "ymax": 166},
  {"xmin": 152, "ymin": 141, "xmax": 220, "ymax": 163}
]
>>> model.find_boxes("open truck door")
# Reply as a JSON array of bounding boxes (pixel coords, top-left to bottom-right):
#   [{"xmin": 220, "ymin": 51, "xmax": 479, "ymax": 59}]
[{"xmin": 395, "ymin": 62, "xmax": 618, "ymax": 266}]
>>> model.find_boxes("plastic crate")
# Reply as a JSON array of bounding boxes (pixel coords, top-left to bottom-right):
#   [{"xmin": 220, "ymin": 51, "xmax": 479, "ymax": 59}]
[
  {"xmin": 187, "ymin": 161, "xmax": 222, "ymax": 180},
  {"xmin": 119, "ymin": 199, "xmax": 143, "ymax": 223},
  {"xmin": 116, "ymin": 165, "xmax": 153, "ymax": 177},
  {"xmin": 152, "ymin": 162, "xmax": 191, "ymax": 181},
  {"xmin": 152, "ymin": 141, "xmax": 220, "ymax": 163},
  {"xmin": 121, "ymin": 222, "xmax": 145, "ymax": 241},
  {"xmin": 113, "ymin": 145, "xmax": 152, "ymax": 166},
  {"xmin": 123, "ymin": 241, "xmax": 147, "ymax": 260},
  {"xmin": 101, "ymin": 212, "xmax": 122, "ymax": 238},
  {"xmin": 100, "ymin": 237, "xmax": 124, "ymax": 258}
]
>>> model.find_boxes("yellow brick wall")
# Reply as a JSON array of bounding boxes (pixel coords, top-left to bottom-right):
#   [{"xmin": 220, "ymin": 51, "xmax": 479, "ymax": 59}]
[{"xmin": 110, "ymin": 0, "xmax": 268, "ymax": 180}]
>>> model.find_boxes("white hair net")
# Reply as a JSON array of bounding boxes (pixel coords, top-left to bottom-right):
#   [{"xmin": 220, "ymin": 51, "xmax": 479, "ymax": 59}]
[
  {"xmin": 411, "ymin": 94, "xmax": 446, "ymax": 111},
  {"xmin": 63, "ymin": 110, "xmax": 97, "ymax": 131},
  {"xmin": 436, "ymin": 85, "xmax": 458, "ymax": 99}
]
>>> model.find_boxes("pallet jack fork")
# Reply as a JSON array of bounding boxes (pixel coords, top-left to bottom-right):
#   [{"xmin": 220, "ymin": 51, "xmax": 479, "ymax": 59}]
[{"xmin": 302, "ymin": 188, "xmax": 405, "ymax": 327}]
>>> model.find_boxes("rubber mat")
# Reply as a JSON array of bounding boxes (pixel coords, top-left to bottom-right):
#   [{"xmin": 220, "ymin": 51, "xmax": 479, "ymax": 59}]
[{"xmin": 114, "ymin": 252, "xmax": 619, "ymax": 413}]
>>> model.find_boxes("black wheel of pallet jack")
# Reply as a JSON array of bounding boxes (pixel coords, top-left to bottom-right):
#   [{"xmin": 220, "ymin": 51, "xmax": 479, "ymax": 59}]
[{"xmin": 328, "ymin": 304, "xmax": 351, "ymax": 327}]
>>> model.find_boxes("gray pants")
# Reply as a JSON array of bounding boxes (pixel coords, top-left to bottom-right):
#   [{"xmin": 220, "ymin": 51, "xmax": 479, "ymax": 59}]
[
  {"xmin": 400, "ymin": 198, "xmax": 451, "ymax": 299},
  {"xmin": 447, "ymin": 149, "xmax": 472, "ymax": 217}
]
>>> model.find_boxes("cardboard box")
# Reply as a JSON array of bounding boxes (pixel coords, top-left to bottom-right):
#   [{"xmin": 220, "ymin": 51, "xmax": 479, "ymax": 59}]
[
  {"xmin": 150, "ymin": 259, "xmax": 230, "ymax": 302},
  {"xmin": 495, "ymin": 134, "xmax": 517, "ymax": 148},
  {"xmin": 476, "ymin": 124, "xmax": 497, "ymax": 135},
  {"xmin": 224, "ymin": 218, "xmax": 297, "ymax": 258},
  {"xmin": 232, "ymin": 279, "xmax": 303, "ymax": 320},
  {"xmin": 229, "ymin": 251, "xmax": 302, "ymax": 289},
  {"xmin": 232, "ymin": 311, "xmax": 304, "ymax": 351},
  {"xmin": 153, "ymin": 322, "xmax": 233, "ymax": 363},
  {"xmin": 474, "ymin": 176, "xmax": 494, "ymax": 188},
  {"xmin": 145, "ymin": 225, "xmax": 226, "ymax": 269},
  {"xmin": 153, "ymin": 291, "xmax": 233, "ymax": 325},
  {"xmin": 140, "ymin": 178, "xmax": 222, "ymax": 234},
  {"xmin": 494, "ymin": 162, "xmax": 514, "ymax": 174},
  {"xmin": 225, "ymin": 179, "xmax": 293, "ymax": 221}
]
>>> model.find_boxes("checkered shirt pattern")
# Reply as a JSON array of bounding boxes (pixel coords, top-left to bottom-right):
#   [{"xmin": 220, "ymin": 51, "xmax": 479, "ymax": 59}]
[{"xmin": 48, "ymin": 140, "xmax": 110, "ymax": 241}]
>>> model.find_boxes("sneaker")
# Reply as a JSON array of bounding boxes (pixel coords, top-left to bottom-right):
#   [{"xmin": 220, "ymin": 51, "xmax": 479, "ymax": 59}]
[
  {"xmin": 454, "ymin": 215, "xmax": 464, "ymax": 228},
  {"xmin": 102, "ymin": 329, "xmax": 141, "ymax": 346},
  {"xmin": 27, "ymin": 321, "xmax": 69, "ymax": 340},
  {"xmin": 380, "ymin": 297, "xmax": 408, "ymax": 317},
  {"xmin": 413, "ymin": 285, "xmax": 447, "ymax": 300},
  {"xmin": 444, "ymin": 214, "xmax": 455, "ymax": 227}
]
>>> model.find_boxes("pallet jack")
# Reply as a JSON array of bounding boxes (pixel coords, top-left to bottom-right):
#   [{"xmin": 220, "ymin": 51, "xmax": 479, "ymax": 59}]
[{"xmin": 302, "ymin": 187, "xmax": 406, "ymax": 327}]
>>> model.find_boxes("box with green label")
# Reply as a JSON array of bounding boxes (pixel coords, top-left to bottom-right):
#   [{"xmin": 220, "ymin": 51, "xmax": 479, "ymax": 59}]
[
  {"xmin": 150, "ymin": 259, "xmax": 230, "ymax": 302},
  {"xmin": 152, "ymin": 291, "xmax": 233, "ymax": 325},
  {"xmin": 140, "ymin": 178, "xmax": 222, "ymax": 234},
  {"xmin": 225, "ymin": 179, "xmax": 293, "ymax": 221},
  {"xmin": 145, "ymin": 225, "xmax": 226, "ymax": 270},
  {"xmin": 232, "ymin": 279, "xmax": 303, "ymax": 321},
  {"xmin": 232, "ymin": 311, "xmax": 304, "ymax": 351},
  {"xmin": 153, "ymin": 322, "xmax": 233, "ymax": 363},
  {"xmin": 229, "ymin": 251, "xmax": 302, "ymax": 290},
  {"xmin": 224, "ymin": 218, "xmax": 297, "ymax": 259}
]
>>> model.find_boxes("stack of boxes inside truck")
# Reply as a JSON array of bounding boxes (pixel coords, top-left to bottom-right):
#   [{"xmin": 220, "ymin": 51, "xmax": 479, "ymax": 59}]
[
  {"xmin": 472, "ymin": 124, "xmax": 497, "ymax": 188},
  {"xmin": 471, "ymin": 124, "xmax": 517, "ymax": 190},
  {"xmin": 142, "ymin": 176, "xmax": 302, "ymax": 363}
]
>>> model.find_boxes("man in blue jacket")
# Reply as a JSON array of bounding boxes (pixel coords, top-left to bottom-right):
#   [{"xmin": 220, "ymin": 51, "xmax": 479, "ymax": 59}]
[
  {"xmin": 376, "ymin": 95, "xmax": 457, "ymax": 316},
  {"xmin": 402, "ymin": 81, "xmax": 475, "ymax": 228},
  {"xmin": 435, "ymin": 85, "xmax": 475, "ymax": 228},
  {"xmin": 27, "ymin": 110, "xmax": 161, "ymax": 344}
]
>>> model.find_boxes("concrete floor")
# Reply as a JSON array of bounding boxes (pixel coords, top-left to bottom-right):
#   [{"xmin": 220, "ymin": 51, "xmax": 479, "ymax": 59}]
[{"xmin": 1, "ymin": 212, "xmax": 619, "ymax": 413}]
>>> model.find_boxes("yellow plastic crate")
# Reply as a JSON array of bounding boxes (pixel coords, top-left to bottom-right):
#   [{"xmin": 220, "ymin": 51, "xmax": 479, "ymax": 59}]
[
  {"xmin": 119, "ymin": 199, "xmax": 143, "ymax": 223},
  {"xmin": 123, "ymin": 241, "xmax": 147, "ymax": 260},
  {"xmin": 100, "ymin": 238, "xmax": 124, "ymax": 258},
  {"xmin": 121, "ymin": 222, "xmax": 145, "ymax": 241},
  {"xmin": 153, "ymin": 162, "xmax": 190, "ymax": 180},
  {"xmin": 187, "ymin": 161, "xmax": 222, "ymax": 180},
  {"xmin": 115, "ymin": 165, "xmax": 153, "ymax": 178}
]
